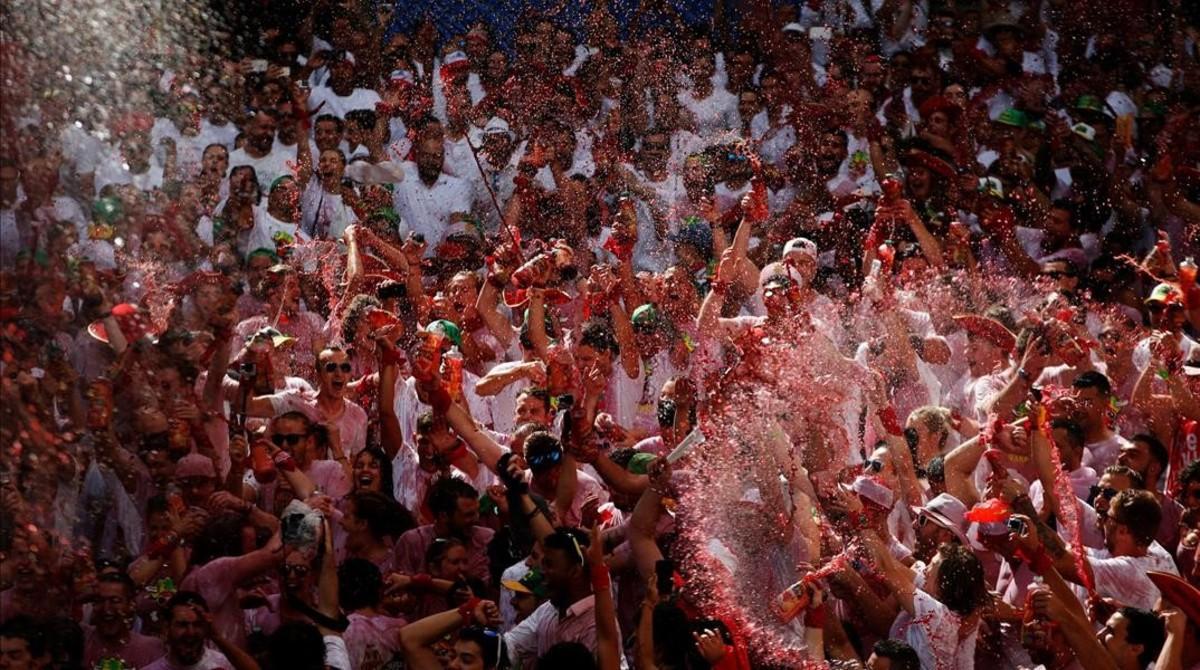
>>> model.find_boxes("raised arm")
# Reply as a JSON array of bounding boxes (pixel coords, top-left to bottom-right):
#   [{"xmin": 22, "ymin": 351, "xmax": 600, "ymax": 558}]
[{"xmin": 943, "ymin": 433, "xmax": 984, "ymax": 507}]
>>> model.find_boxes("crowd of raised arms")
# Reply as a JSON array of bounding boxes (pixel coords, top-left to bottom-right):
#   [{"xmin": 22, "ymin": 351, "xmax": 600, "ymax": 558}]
[{"xmin": 1, "ymin": 0, "xmax": 1200, "ymax": 669}]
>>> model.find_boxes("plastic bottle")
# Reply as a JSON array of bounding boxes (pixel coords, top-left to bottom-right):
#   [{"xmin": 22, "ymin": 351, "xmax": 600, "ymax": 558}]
[{"xmin": 444, "ymin": 347, "xmax": 464, "ymax": 401}]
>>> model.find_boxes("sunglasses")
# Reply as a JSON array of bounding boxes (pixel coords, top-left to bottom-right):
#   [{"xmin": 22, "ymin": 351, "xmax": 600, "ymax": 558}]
[
  {"xmin": 864, "ymin": 459, "xmax": 884, "ymax": 473},
  {"xmin": 527, "ymin": 449, "xmax": 563, "ymax": 471},
  {"xmin": 323, "ymin": 361, "xmax": 352, "ymax": 373},
  {"xmin": 1040, "ymin": 270, "xmax": 1074, "ymax": 279},
  {"xmin": 642, "ymin": 142, "xmax": 668, "ymax": 150},
  {"xmin": 1090, "ymin": 485, "xmax": 1118, "ymax": 501},
  {"xmin": 281, "ymin": 563, "xmax": 310, "ymax": 576},
  {"xmin": 272, "ymin": 433, "xmax": 306, "ymax": 447},
  {"xmin": 1146, "ymin": 303, "xmax": 1182, "ymax": 313}
]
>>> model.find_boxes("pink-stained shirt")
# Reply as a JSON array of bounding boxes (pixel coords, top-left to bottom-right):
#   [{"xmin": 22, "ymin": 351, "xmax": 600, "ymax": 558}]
[
  {"xmin": 267, "ymin": 388, "xmax": 369, "ymax": 456},
  {"xmin": 343, "ymin": 613, "xmax": 407, "ymax": 670},
  {"xmin": 179, "ymin": 557, "xmax": 249, "ymax": 648},
  {"xmin": 530, "ymin": 468, "xmax": 611, "ymax": 529},
  {"xmin": 82, "ymin": 629, "xmax": 164, "ymax": 669},
  {"xmin": 504, "ymin": 595, "xmax": 628, "ymax": 670},
  {"xmin": 392, "ymin": 524, "xmax": 495, "ymax": 585},
  {"xmin": 141, "ymin": 647, "xmax": 232, "ymax": 670}
]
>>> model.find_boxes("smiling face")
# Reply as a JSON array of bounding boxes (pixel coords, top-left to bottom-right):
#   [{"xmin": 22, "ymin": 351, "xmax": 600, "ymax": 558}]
[
  {"xmin": 316, "ymin": 348, "xmax": 351, "ymax": 398},
  {"xmin": 352, "ymin": 451, "xmax": 383, "ymax": 493}
]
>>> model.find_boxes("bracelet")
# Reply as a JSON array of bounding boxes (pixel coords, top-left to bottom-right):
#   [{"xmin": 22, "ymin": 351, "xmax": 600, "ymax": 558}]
[
  {"xmin": 411, "ymin": 573, "xmax": 433, "ymax": 591},
  {"xmin": 590, "ymin": 563, "xmax": 611, "ymax": 591},
  {"xmin": 458, "ymin": 596, "xmax": 482, "ymax": 626},
  {"xmin": 803, "ymin": 602, "xmax": 827, "ymax": 628}
]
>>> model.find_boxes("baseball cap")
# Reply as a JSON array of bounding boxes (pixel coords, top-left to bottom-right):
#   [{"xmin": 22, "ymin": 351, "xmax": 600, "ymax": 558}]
[
  {"xmin": 425, "ymin": 319, "xmax": 463, "ymax": 348},
  {"xmin": 1145, "ymin": 283, "xmax": 1183, "ymax": 305},
  {"xmin": 249, "ymin": 326, "xmax": 296, "ymax": 350},
  {"xmin": 483, "ymin": 116, "xmax": 514, "ymax": 139},
  {"xmin": 630, "ymin": 304, "xmax": 665, "ymax": 332},
  {"xmin": 502, "ymin": 568, "xmax": 548, "ymax": 598},
  {"xmin": 994, "ymin": 108, "xmax": 1029, "ymax": 128},
  {"xmin": 915, "ymin": 493, "xmax": 970, "ymax": 546},
  {"xmin": 782, "ymin": 22, "xmax": 804, "ymax": 34},
  {"xmin": 668, "ymin": 219, "xmax": 714, "ymax": 256},
  {"xmin": 782, "ymin": 237, "xmax": 818, "ymax": 263},
  {"xmin": 175, "ymin": 453, "xmax": 217, "ymax": 480}
]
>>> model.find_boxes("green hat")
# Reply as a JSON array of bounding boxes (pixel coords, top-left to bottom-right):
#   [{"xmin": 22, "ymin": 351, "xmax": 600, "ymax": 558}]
[
  {"xmin": 371, "ymin": 208, "xmax": 400, "ymax": 225},
  {"xmin": 626, "ymin": 452, "xmax": 657, "ymax": 475},
  {"xmin": 1071, "ymin": 122, "xmax": 1096, "ymax": 142},
  {"xmin": 995, "ymin": 108, "xmax": 1028, "ymax": 128},
  {"xmin": 269, "ymin": 175, "xmax": 294, "ymax": 193},
  {"xmin": 502, "ymin": 568, "xmax": 548, "ymax": 598},
  {"xmin": 1145, "ymin": 283, "xmax": 1183, "ymax": 305},
  {"xmin": 1073, "ymin": 95, "xmax": 1105, "ymax": 114},
  {"xmin": 630, "ymin": 304, "xmax": 664, "ymax": 331},
  {"xmin": 426, "ymin": 319, "xmax": 462, "ymax": 348},
  {"xmin": 92, "ymin": 197, "xmax": 123, "ymax": 225}
]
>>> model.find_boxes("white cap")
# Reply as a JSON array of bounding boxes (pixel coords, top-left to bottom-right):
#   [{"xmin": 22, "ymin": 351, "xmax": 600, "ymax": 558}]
[
  {"xmin": 483, "ymin": 116, "xmax": 513, "ymax": 138},
  {"xmin": 782, "ymin": 237, "xmax": 818, "ymax": 262},
  {"xmin": 782, "ymin": 22, "xmax": 805, "ymax": 34}
]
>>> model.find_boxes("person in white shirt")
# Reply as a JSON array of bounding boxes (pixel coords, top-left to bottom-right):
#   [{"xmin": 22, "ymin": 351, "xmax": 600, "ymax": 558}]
[
  {"xmin": 245, "ymin": 175, "xmax": 308, "ymax": 257},
  {"xmin": 392, "ymin": 136, "xmax": 472, "ymax": 254},
  {"xmin": 227, "ymin": 109, "xmax": 292, "ymax": 193},
  {"xmin": 299, "ymin": 148, "xmax": 360, "ymax": 240},
  {"xmin": 142, "ymin": 593, "xmax": 234, "ymax": 670},
  {"xmin": 307, "ymin": 53, "xmax": 383, "ymax": 120},
  {"xmin": 677, "ymin": 49, "xmax": 739, "ymax": 137},
  {"xmin": 95, "ymin": 130, "xmax": 167, "ymax": 196}
]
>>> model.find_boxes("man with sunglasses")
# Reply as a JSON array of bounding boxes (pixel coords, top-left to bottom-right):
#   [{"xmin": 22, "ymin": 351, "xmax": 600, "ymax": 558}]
[
  {"xmin": 244, "ymin": 346, "xmax": 368, "ymax": 457},
  {"xmin": 248, "ymin": 411, "xmax": 350, "ymax": 507}
]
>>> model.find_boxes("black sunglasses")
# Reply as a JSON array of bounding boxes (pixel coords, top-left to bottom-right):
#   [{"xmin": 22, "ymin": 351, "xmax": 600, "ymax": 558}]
[
  {"xmin": 1040, "ymin": 270, "xmax": 1074, "ymax": 279},
  {"xmin": 272, "ymin": 433, "xmax": 305, "ymax": 447},
  {"xmin": 864, "ymin": 459, "xmax": 884, "ymax": 473},
  {"xmin": 323, "ymin": 362, "xmax": 352, "ymax": 373},
  {"xmin": 1090, "ymin": 485, "xmax": 1118, "ymax": 501}
]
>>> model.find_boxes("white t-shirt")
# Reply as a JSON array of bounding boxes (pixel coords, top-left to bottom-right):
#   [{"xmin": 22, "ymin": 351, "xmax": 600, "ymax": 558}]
[
  {"xmin": 890, "ymin": 589, "xmax": 978, "ymax": 670},
  {"xmin": 300, "ymin": 181, "xmax": 358, "ymax": 240},
  {"xmin": 227, "ymin": 147, "xmax": 294, "ymax": 193},
  {"xmin": 244, "ymin": 210, "xmax": 308, "ymax": 257},
  {"xmin": 142, "ymin": 648, "xmax": 232, "ymax": 670},
  {"xmin": 1080, "ymin": 542, "xmax": 1180, "ymax": 610},
  {"xmin": 307, "ymin": 86, "xmax": 382, "ymax": 119},
  {"xmin": 677, "ymin": 85, "xmax": 739, "ymax": 137}
]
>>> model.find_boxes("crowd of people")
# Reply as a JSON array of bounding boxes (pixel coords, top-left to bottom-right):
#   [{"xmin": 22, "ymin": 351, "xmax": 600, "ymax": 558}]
[{"xmin": 2, "ymin": 0, "xmax": 1200, "ymax": 668}]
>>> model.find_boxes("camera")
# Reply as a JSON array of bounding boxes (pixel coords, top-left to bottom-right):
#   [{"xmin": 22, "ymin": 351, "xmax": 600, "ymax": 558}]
[{"xmin": 1007, "ymin": 517, "xmax": 1027, "ymax": 534}]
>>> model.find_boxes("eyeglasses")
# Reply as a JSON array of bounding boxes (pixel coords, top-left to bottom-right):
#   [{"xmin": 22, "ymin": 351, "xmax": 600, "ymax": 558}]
[
  {"xmin": 864, "ymin": 459, "xmax": 884, "ymax": 473},
  {"xmin": 272, "ymin": 433, "xmax": 306, "ymax": 447},
  {"xmin": 323, "ymin": 361, "xmax": 352, "ymax": 373},
  {"xmin": 526, "ymin": 448, "xmax": 562, "ymax": 471}
]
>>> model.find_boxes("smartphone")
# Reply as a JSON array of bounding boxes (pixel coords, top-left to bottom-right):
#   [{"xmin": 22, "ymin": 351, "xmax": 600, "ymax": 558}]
[
  {"xmin": 251, "ymin": 59, "xmax": 269, "ymax": 73},
  {"xmin": 655, "ymin": 559, "xmax": 675, "ymax": 596},
  {"xmin": 809, "ymin": 26, "xmax": 833, "ymax": 40},
  {"xmin": 1007, "ymin": 517, "xmax": 1027, "ymax": 534}
]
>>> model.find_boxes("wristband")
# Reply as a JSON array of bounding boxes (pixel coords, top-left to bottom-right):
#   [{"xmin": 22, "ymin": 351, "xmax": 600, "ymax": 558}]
[
  {"xmin": 878, "ymin": 405, "xmax": 904, "ymax": 436},
  {"xmin": 411, "ymin": 573, "xmax": 433, "ymax": 591},
  {"xmin": 380, "ymin": 346, "xmax": 404, "ymax": 368},
  {"xmin": 590, "ymin": 563, "xmax": 611, "ymax": 591},
  {"xmin": 803, "ymin": 602, "xmax": 827, "ymax": 629},
  {"xmin": 458, "ymin": 596, "xmax": 483, "ymax": 626}
]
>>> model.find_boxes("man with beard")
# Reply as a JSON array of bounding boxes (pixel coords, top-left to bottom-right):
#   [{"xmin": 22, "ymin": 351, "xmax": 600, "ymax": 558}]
[
  {"xmin": 83, "ymin": 573, "xmax": 165, "ymax": 668},
  {"xmin": 227, "ymin": 109, "xmax": 291, "ymax": 193},
  {"xmin": 392, "ymin": 136, "xmax": 472, "ymax": 254},
  {"xmin": 393, "ymin": 477, "xmax": 495, "ymax": 585},
  {"xmin": 143, "ymin": 593, "xmax": 231, "ymax": 670}
]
